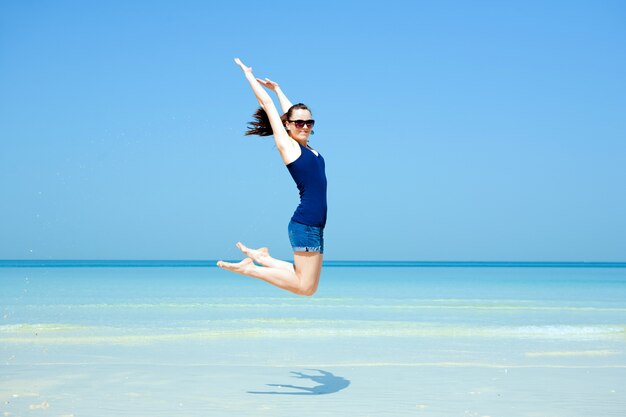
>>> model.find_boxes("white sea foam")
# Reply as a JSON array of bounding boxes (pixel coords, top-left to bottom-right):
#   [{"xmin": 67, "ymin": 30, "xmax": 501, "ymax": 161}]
[
  {"xmin": 10, "ymin": 299, "xmax": 626, "ymax": 312},
  {"xmin": 525, "ymin": 350, "xmax": 621, "ymax": 357},
  {"xmin": 2, "ymin": 322, "xmax": 624, "ymax": 344},
  {"xmin": 0, "ymin": 323, "xmax": 90, "ymax": 333}
]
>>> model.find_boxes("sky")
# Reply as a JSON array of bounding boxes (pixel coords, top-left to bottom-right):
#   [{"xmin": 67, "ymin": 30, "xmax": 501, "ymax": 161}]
[{"xmin": 1, "ymin": 0, "xmax": 625, "ymax": 261}]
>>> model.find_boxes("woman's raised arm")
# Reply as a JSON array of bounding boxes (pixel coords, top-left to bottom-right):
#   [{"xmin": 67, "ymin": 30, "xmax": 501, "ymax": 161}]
[
  {"xmin": 256, "ymin": 78, "xmax": 293, "ymax": 113},
  {"xmin": 234, "ymin": 58, "xmax": 298, "ymax": 163}
]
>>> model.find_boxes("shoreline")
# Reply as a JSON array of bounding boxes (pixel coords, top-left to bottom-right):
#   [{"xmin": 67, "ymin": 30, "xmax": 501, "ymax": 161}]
[{"xmin": 2, "ymin": 260, "xmax": 626, "ymax": 268}]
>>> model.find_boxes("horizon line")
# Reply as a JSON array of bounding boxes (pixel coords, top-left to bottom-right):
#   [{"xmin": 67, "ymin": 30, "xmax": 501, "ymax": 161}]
[{"xmin": 1, "ymin": 260, "xmax": 625, "ymax": 268}]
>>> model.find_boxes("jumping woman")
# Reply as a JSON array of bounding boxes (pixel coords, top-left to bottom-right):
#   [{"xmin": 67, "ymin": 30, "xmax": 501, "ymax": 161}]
[{"xmin": 217, "ymin": 58, "xmax": 327, "ymax": 296}]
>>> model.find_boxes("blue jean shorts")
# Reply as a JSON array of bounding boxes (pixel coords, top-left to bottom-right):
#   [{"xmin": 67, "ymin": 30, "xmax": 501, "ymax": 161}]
[{"xmin": 288, "ymin": 220, "xmax": 324, "ymax": 254}]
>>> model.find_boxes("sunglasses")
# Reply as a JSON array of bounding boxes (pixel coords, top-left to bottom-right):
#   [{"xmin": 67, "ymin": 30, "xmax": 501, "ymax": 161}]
[{"xmin": 289, "ymin": 119, "xmax": 315, "ymax": 129}]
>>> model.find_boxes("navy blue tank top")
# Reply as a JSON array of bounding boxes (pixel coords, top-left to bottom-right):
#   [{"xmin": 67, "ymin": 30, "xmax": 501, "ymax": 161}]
[{"xmin": 286, "ymin": 143, "xmax": 327, "ymax": 227}]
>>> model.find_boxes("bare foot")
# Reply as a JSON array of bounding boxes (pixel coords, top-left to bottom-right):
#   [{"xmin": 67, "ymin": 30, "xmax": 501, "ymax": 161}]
[
  {"xmin": 236, "ymin": 242, "xmax": 270, "ymax": 264},
  {"xmin": 217, "ymin": 258, "xmax": 254, "ymax": 274}
]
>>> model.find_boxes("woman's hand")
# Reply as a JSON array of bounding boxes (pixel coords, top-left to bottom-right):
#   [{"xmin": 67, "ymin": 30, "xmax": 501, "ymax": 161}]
[
  {"xmin": 234, "ymin": 58, "xmax": 253, "ymax": 75},
  {"xmin": 256, "ymin": 77, "xmax": 279, "ymax": 91}
]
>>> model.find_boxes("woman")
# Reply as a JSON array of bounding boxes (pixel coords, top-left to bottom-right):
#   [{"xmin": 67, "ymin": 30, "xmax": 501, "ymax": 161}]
[{"xmin": 217, "ymin": 58, "xmax": 327, "ymax": 296}]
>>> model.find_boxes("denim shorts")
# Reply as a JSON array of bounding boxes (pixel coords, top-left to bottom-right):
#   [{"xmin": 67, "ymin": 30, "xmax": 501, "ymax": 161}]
[{"xmin": 288, "ymin": 220, "xmax": 324, "ymax": 254}]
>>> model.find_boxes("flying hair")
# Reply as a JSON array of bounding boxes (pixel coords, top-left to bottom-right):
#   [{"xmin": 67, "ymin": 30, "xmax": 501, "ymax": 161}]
[{"xmin": 245, "ymin": 103, "xmax": 311, "ymax": 137}]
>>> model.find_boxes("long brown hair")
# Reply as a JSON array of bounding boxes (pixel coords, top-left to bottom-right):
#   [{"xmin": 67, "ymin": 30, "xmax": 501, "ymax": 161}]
[{"xmin": 245, "ymin": 103, "xmax": 311, "ymax": 136}]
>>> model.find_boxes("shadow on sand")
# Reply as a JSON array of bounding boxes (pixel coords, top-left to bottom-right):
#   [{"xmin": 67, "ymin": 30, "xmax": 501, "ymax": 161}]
[{"xmin": 248, "ymin": 369, "xmax": 350, "ymax": 395}]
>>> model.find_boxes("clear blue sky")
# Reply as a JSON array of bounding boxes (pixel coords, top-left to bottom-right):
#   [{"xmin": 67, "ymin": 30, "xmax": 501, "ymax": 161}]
[{"xmin": 1, "ymin": 0, "xmax": 625, "ymax": 261}]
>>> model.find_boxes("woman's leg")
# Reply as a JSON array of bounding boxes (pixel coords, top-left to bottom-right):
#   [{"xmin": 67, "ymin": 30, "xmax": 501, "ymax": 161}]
[{"xmin": 217, "ymin": 250, "xmax": 323, "ymax": 296}]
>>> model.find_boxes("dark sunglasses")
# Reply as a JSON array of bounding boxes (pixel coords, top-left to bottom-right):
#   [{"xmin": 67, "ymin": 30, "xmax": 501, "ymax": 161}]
[{"xmin": 289, "ymin": 119, "xmax": 315, "ymax": 129}]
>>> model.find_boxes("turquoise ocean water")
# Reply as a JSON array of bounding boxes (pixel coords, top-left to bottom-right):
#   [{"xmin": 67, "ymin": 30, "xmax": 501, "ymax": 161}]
[{"xmin": 1, "ymin": 262, "xmax": 625, "ymax": 416}]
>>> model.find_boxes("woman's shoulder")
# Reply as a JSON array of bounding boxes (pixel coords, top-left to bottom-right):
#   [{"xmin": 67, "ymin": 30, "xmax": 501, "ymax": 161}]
[{"xmin": 282, "ymin": 139, "xmax": 303, "ymax": 165}]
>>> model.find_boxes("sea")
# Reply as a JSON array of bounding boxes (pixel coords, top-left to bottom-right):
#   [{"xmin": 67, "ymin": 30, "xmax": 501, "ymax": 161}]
[{"xmin": 1, "ymin": 261, "xmax": 625, "ymax": 417}]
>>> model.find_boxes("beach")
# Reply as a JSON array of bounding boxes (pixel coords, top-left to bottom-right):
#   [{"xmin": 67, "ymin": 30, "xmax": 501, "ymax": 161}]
[{"xmin": 1, "ymin": 263, "xmax": 625, "ymax": 416}]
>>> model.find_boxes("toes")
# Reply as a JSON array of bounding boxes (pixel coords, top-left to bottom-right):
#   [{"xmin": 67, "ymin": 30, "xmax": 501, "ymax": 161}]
[
  {"xmin": 217, "ymin": 261, "xmax": 231, "ymax": 269},
  {"xmin": 218, "ymin": 258, "xmax": 254, "ymax": 272}
]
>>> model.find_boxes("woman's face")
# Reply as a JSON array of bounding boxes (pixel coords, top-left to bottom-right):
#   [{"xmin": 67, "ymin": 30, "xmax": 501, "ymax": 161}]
[{"xmin": 286, "ymin": 109, "xmax": 314, "ymax": 142}]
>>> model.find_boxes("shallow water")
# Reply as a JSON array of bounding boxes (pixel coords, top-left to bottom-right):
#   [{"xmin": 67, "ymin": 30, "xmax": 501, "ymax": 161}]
[{"xmin": 1, "ymin": 264, "xmax": 625, "ymax": 416}]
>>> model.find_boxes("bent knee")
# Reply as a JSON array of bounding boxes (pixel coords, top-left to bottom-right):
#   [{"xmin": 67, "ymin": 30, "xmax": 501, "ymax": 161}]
[
  {"xmin": 299, "ymin": 286, "xmax": 317, "ymax": 297},
  {"xmin": 293, "ymin": 268, "xmax": 321, "ymax": 296},
  {"xmin": 294, "ymin": 281, "xmax": 318, "ymax": 296}
]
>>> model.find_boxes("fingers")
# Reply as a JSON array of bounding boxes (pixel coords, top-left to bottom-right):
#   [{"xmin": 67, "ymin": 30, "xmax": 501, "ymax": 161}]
[
  {"xmin": 256, "ymin": 78, "xmax": 273, "ymax": 85},
  {"xmin": 255, "ymin": 77, "xmax": 278, "ymax": 90},
  {"xmin": 234, "ymin": 57, "xmax": 251, "ymax": 72},
  {"xmin": 264, "ymin": 78, "xmax": 278, "ymax": 87}
]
